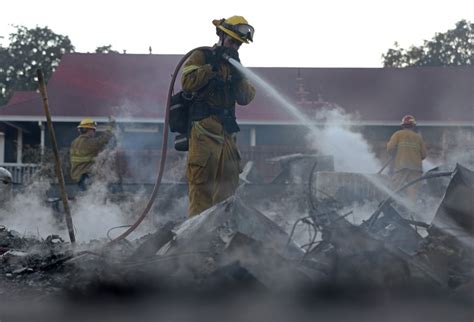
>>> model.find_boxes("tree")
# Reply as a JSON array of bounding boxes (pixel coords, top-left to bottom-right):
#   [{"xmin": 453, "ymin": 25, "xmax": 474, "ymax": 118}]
[
  {"xmin": 0, "ymin": 44, "xmax": 9, "ymax": 101},
  {"xmin": 0, "ymin": 25, "xmax": 75, "ymax": 105},
  {"xmin": 95, "ymin": 45, "xmax": 119, "ymax": 54},
  {"xmin": 382, "ymin": 20, "xmax": 473, "ymax": 67}
]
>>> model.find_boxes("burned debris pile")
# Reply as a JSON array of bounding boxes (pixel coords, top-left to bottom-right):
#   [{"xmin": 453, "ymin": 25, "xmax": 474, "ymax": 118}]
[
  {"xmin": 0, "ymin": 162, "xmax": 473, "ymax": 313},
  {"xmin": 0, "ymin": 227, "xmax": 70, "ymax": 298}
]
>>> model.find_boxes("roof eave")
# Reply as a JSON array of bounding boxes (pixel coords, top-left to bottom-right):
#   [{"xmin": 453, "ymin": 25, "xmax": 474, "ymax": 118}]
[{"xmin": 0, "ymin": 115, "xmax": 472, "ymax": 127}]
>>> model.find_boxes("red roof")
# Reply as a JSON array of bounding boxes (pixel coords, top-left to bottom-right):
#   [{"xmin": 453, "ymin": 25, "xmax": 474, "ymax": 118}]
[
  {"xmin": 0, "ymin": 53, "xmax": 178, "ymax": 122},
  {"xmin": 0, "ymin": 53, "xmax": 473, "ymax": 125},
  {"xmin": 7, "ymin": 91, "xmax": 40, "ymax": 105}
]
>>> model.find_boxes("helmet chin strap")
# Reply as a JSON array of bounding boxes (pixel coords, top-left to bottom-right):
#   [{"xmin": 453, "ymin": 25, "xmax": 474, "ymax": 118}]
[{"xmin": 215, "ymin": 28, "xmax": 225, "ymax": 46}]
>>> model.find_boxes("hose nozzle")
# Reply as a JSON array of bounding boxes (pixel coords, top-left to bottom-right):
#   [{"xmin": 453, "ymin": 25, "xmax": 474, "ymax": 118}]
[{"xmin": 222, "ymin": 53, "xmax": 233, "ymax": 62}]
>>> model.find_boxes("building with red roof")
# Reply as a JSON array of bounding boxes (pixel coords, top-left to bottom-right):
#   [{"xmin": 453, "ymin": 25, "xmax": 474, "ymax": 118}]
[{"xmin": 0, "ymin": 53, "xmax": 472, "ymax": 181}]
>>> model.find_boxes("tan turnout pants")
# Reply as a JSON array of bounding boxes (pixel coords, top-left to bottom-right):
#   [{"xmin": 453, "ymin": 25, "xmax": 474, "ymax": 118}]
[
  {"xmin": 186, "ymin": 117, "xmax": 241, "ymax": 217},
  {"xmin": 391, "ymin": 169, "xmax": 422, "ymax": 203}
]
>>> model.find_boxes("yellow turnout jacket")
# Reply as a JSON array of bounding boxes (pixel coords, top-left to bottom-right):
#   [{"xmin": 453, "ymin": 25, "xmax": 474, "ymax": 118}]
[
  {"xmin": 70, "ymin": 131, "xmax": 114, "ymax": 182},
  {"xmin": 181, "ymin": 48, "xmax": 255, "ymax": 110},
  {"xmin": 387, "ymin": 128, "xmax": 427, "ymax": 172}
]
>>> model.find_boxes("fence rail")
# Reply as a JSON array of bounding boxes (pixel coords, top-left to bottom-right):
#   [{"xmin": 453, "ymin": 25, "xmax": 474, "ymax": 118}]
[
  {"xmin": 0, "ymin": 145, "xmax": 311, "ymax": 184},
  {"xmin": 0, "ymin": 163, "xmax": 40, "ymax": 184}
]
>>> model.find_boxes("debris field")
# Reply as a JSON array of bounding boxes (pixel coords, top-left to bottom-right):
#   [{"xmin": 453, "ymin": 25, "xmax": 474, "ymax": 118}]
[{"xmin": 0, "ymin": 159, "xmax": 473, "ymax": 322}]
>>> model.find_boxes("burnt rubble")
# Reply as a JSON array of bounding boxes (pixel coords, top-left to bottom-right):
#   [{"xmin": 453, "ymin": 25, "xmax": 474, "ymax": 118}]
[{"xmin": 0, "ymin": 161, "xmax": 473, "ymax": 321}]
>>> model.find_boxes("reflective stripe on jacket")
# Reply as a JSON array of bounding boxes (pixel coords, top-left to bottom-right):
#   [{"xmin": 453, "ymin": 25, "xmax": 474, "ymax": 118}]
[{"xmin": 387, "ymin": 128, "xmax": 427, "ymax": 172}]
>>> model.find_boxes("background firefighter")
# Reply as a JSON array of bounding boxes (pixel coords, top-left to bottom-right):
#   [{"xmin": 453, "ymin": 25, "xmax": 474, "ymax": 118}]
[
  {"xmin": 387, "ymin": 115, "xmax": 428, "ymax": 202},
  {"xmin": 181, "ymin": 15, "xmax": 256, "ymax": 217},
  {"xmin": 70, "ymin": 117, "xmax": 116, "ymax": 191}
]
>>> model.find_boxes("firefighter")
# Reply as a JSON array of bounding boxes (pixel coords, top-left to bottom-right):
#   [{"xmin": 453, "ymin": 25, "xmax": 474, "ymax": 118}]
[
  {"xmin": 387, "ymin": 115, "xmax": 427, "ymax": 202},
  {"xmin": 181, "ymin": 15, "xmax": 256, "ymax": 216},
  {"xmin": 70, "ymin": 118, "xmax": 115, "ymax": 191}
]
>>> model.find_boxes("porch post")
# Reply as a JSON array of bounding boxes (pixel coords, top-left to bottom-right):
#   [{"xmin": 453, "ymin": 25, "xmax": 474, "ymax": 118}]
[
  {"xmin": 250, "ymin": 127, "xmax": 257, "ymax": 147},
  {"xmin": 39, "ymin": 121, "xmax": 45, "ymax": 160},
  {"xmin": 16, "ymin": 128, "xmax": 23, "ymax": 164},
  {"xmin": 0, "ymin": 132, "xmax": 5, "ymax": 163}
]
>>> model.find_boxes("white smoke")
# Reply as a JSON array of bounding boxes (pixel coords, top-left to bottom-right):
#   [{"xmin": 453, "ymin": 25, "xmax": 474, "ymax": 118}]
[
  {"xmin": 0, "ymin": 142, "xmax": 155, "ymax": 242},
  {"xmin": 71, "ymin": 180, "xmax": 153, "ymax": 241},
  {"xmin": 306, "ymin": 106, "xmax": 382, "ymax": 173},
  {"xmin": 0, "ymin": 177, "xmax": 154, "ymax": 242},
  {"xmin": 0, "ymin": 179, "xmax": 60, "ymax": 238},
  {"xmin": 110, "ymin": 99, "xmax": 140, "ymax": 122},
  {"xmin": 426, "ymin": 127, "xmax": 474, "ymax": 172},
  {"xmin": 232, "ymin": 62, "xmax": 382, "ymax": 174},
  {"xmin": 250, "ymin": 191, "xmax": 311, "ymax": 247}
]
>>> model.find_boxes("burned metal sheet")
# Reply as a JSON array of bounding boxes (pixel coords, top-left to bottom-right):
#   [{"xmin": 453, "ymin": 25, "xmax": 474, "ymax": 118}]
[
  {"xmin": 307, "ymin": 208, "xmax": 446, "ymax": 287},
  {"xmin": 216, "ymin": 232, "xmax": 318, "ymax": 290},
  {"xmin": 432, "ymin": 164, "xmax": 474, "ymax": 237},
  {"xmin": 160, "ymin": 195, "xmax": 304, "ymax": 260},
  {"xmin": 153, "ymin": 195, "xmax": 307, "ymax": 286},
  {"xmin": 363, "ymin": 203, "xmax": 423, "ymax": 255}
]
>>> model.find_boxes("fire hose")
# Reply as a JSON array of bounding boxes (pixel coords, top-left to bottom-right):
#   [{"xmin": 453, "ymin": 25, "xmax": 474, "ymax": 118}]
[
  {"xmin": 377, "ymin": 154, "xmax": 395, "ymax": 174},
  {"xmin": 108, "ymin": 46, "xmax": 213, "ymax": 244}
]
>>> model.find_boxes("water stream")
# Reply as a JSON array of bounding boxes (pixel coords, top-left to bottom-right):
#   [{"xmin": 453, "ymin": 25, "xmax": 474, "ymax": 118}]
[{"xmin": 229, "ymin": 58, "xmax": 416, "ymax": 213}]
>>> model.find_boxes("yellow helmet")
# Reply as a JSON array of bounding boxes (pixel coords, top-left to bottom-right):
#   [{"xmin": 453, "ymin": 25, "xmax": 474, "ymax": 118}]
[
  {"xmin": 77, "ymin": 118, "xmax": 97, "ymax": 130},
  {"xmin": 212, "ymin": 16, "xmax": 254, "ymax": 44}
]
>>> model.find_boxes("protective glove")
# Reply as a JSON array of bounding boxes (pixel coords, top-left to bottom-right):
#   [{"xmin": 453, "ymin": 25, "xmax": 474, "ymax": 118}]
[
  {"xmin": 209, "ymin": 47, "xmax": 225, "ymax": 72},
  {"xmin": 211, "ymin": 46, "xmax": 241, "ymax": 65},
  {"xmin": 221, "ymin": 46, "xmax": 240, "ymax": 63},
  {"xmin": 220, "ymin": 47, "xmax": 242, "ymax": 83},
  {"xmin": 211, "ymin": 46, "xmax": 242, "ymax": 82}
]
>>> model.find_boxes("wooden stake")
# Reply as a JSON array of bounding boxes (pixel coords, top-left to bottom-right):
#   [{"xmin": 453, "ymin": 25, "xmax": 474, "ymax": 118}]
[{"xmin": 36, "ymin": 69, "xmax": 76, "ymax": 243}]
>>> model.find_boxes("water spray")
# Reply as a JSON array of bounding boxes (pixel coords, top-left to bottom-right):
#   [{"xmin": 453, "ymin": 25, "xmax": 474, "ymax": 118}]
[{"xmin": 224, "ymin": 59, "xmax": 425, "ymax": 216}]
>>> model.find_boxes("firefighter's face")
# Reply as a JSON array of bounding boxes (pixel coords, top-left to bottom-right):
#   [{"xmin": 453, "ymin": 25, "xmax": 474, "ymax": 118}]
[
  {"xmin": 223, "ymin": 36, "xmax": 242, "ymax": 50},
  {"xmin": 85, "ymin": 128, "xmax": 96, "ymax": 137}
]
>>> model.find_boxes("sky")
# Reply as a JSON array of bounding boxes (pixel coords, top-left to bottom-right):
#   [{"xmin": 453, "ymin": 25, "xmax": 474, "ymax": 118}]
[{"xmin": 1, "ymin": 0, "xmax": 473, "ymax": 67}]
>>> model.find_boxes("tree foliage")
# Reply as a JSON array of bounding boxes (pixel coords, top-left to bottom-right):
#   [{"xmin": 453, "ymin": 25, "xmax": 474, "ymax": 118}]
[
  {"xmin": 95, "ymin": 45, "xmax": 119, "ymax": 54},
  {"xmin": 0, "ymin": 25, "xmax": 75, "ymax": 105},
  {"xmin": 382, "ymin": 20, "xmax": 473, "ymax": 67}
]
